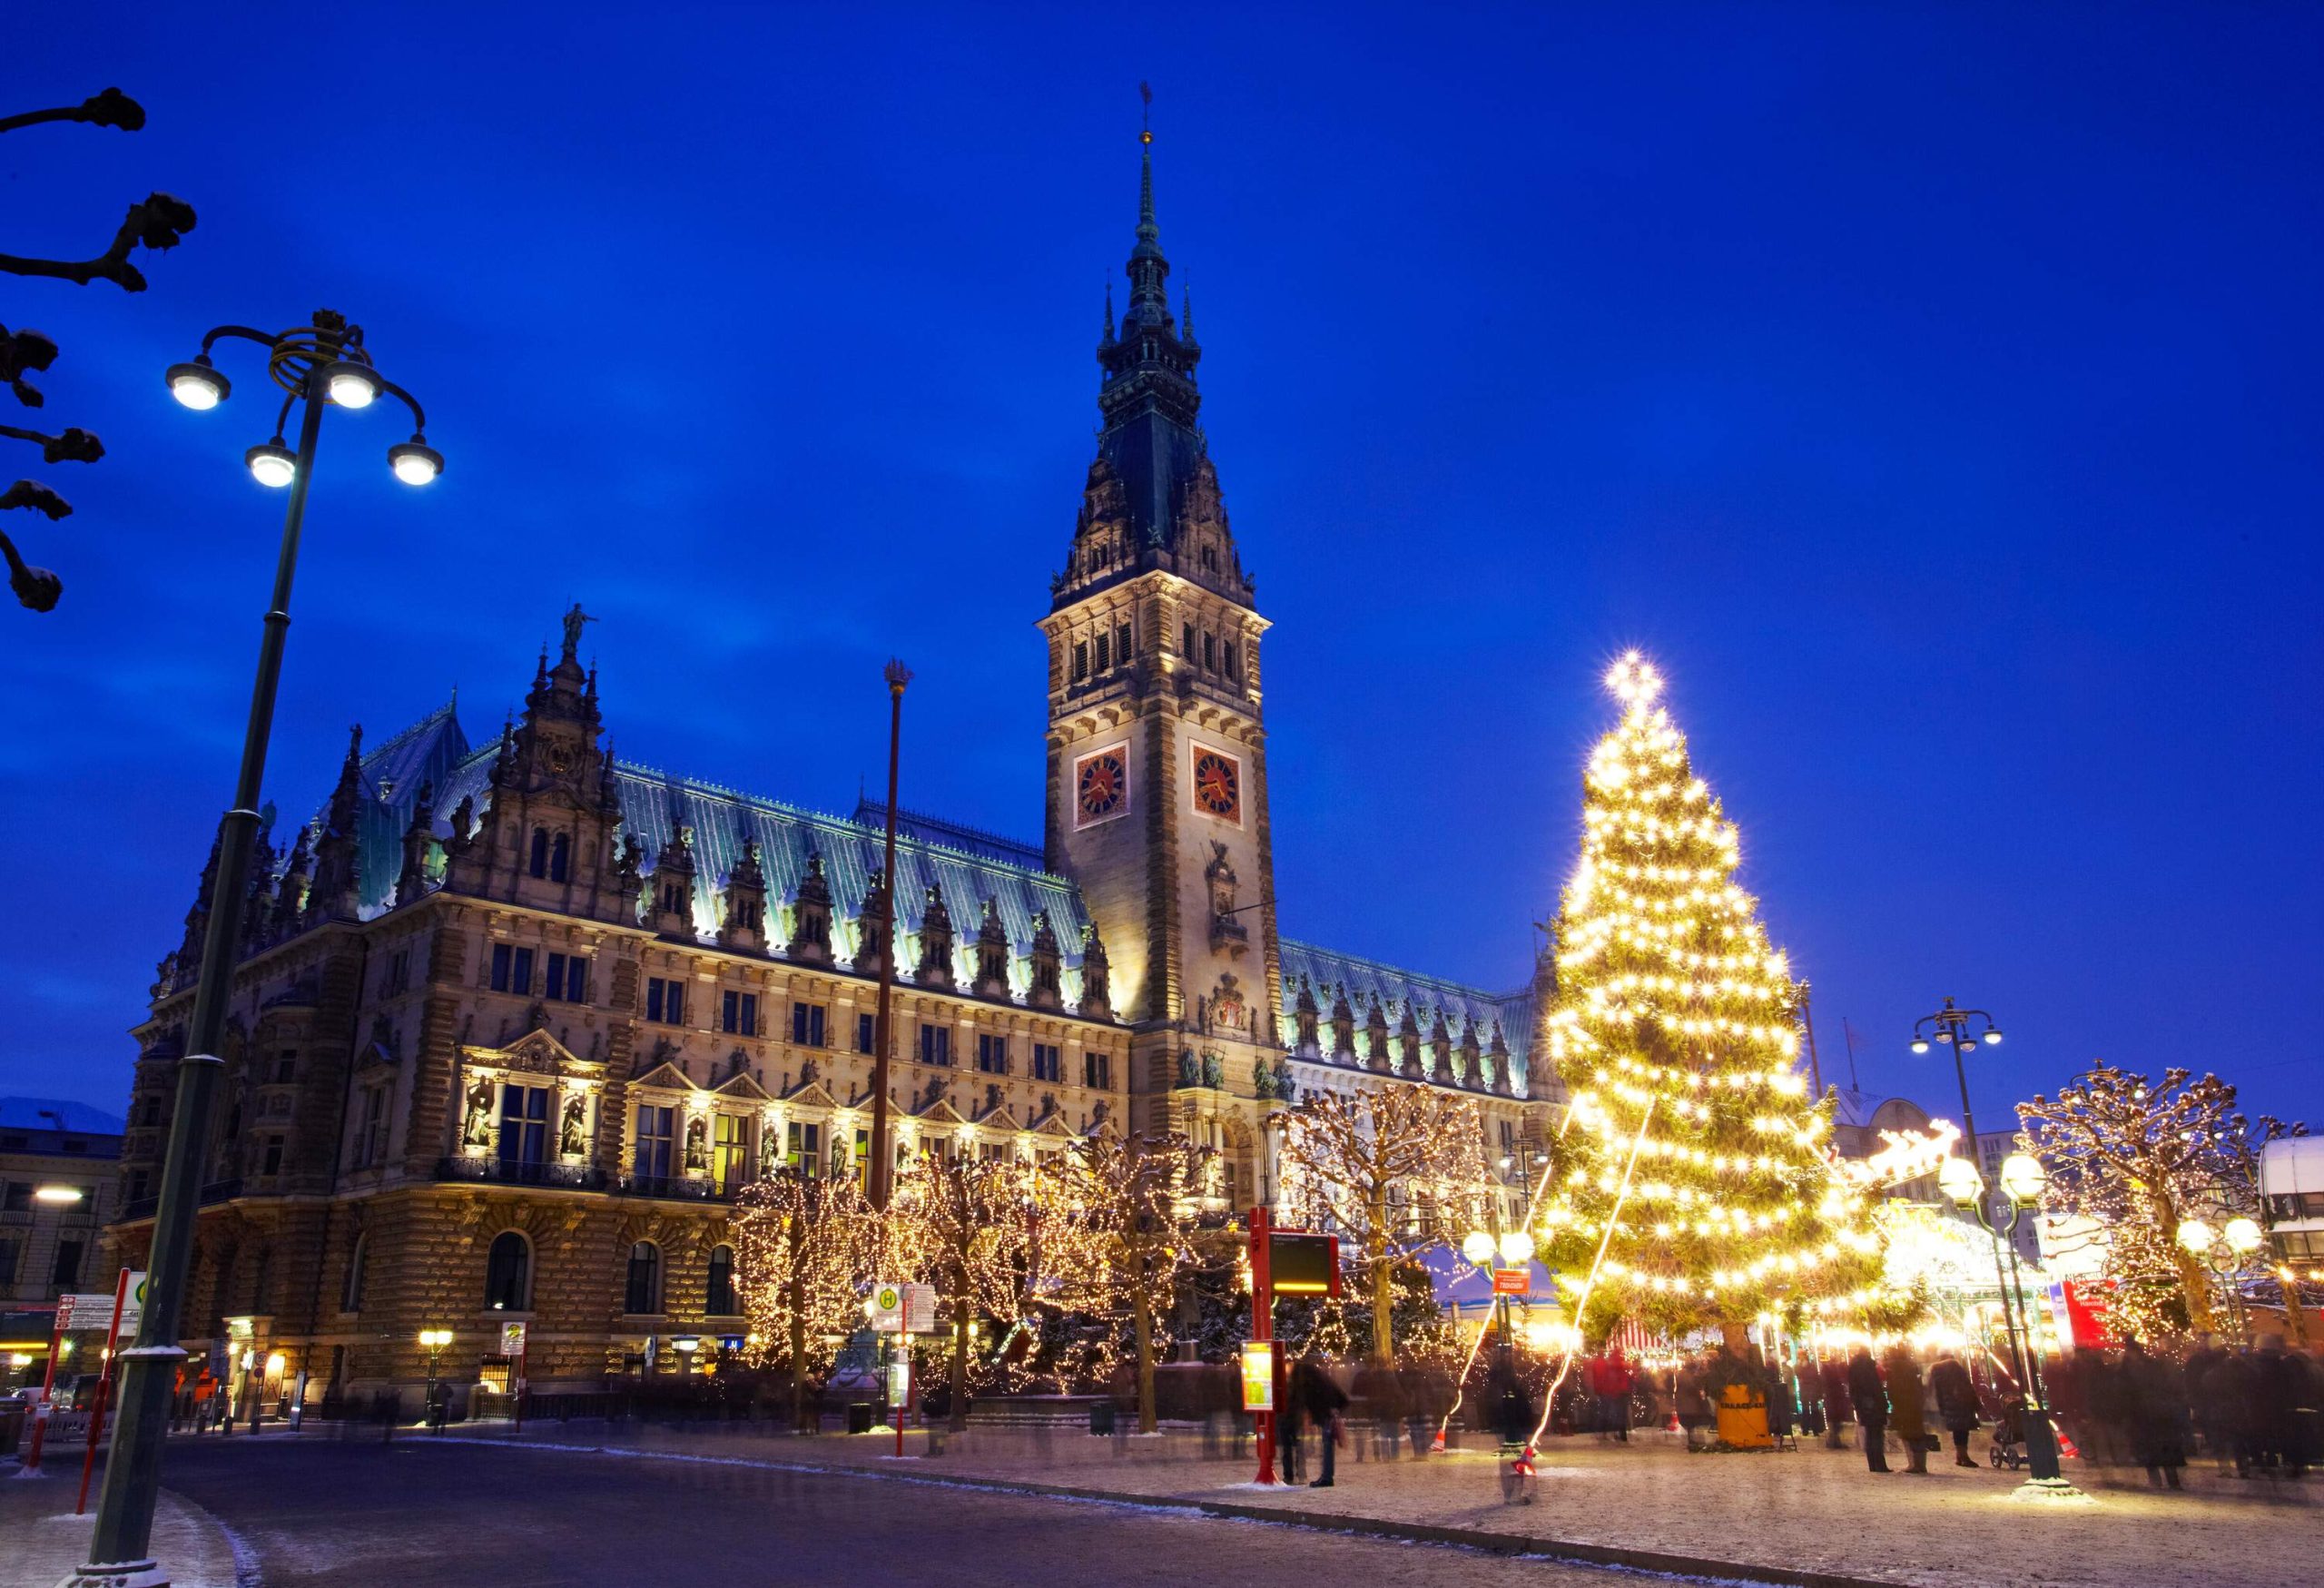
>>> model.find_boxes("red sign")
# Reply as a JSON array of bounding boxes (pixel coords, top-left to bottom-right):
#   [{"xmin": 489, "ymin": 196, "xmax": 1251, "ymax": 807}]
[{"xmin": 1491, "ymin": 1267, "xmax": 1530, "ymax": 1296}]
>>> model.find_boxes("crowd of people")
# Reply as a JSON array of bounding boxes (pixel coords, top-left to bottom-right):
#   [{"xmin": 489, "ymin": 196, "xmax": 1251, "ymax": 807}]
[{"xmin": 2043, "ymin": 1334, "xmax": 2321, "ymax": 1486}]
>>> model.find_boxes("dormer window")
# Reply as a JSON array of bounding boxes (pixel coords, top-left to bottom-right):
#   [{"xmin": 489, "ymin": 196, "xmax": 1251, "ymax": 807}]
[
  {"xmin": 1094, "ymin": 632, "xmax": 1110, "ymax": 672},
  {"xmin": 1072, "ymin": 640, "xmax": 1088, "ymax": 683}
]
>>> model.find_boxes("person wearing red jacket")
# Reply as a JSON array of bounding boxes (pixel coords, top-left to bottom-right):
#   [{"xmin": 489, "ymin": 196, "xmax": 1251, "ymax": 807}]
[{"xmin": 1594, "ymin": 1346, "xmax": 1637, "ymax": 1443}]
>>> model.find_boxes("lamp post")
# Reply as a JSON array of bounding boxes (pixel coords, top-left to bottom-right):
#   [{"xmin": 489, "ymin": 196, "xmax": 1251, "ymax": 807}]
[
  {"xmin": 2176, "ymin": 1217, "xmax": 2266, "ymax": 1346},
  {"xmin": 1912, "ymin": 999, "xmax": 2064, "ymax": 1488},
  {"xmin": 867, "ymin": 658, "xmax": 911, "ymax": 1213},
  {"xmin": 1463, "ymin": 1159, "xmax": 1534, "ymax": 1382},
  {"xmin": 418, "ymin": 1329, "xmax": 453, "ymax": 1429},
  {"xmin": 73, "ymin": 311, "xmax": 438, "ymax": 1588},
  {"xmin": 1935, "ymin": 1149, "xmax": 2070, "ymax": 1488}
]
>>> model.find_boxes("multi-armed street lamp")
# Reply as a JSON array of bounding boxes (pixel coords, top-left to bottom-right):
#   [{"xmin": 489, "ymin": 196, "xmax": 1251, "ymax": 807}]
[
  {"xmin": 418, "ymin": 1329, "xmax": 455, "ymax": 1426},
  {"xmin": 2176, "ymin": 1216, "xmax": 2267, "ymax": 1346},
  {"xmin": 72, "ymin": 311, "xmax": 438, "ymax": 1588},
  {"xmin": 1463, "ymin": 1159, "xmax": 1537, "ymax": 1372},
  {"xmin": 1912, "ymin": 998, "xmax": 2068, "ymax": 1489}
]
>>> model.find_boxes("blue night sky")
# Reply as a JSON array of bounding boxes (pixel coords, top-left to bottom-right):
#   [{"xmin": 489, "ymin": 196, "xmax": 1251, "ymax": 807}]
[{"xmin": 7, "ymin": 5, "xmax": 2319, "ymax": 1130}]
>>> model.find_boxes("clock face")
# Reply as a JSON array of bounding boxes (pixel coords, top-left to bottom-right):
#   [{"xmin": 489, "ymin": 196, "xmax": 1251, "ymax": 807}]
[
  {"xmin": 1074, "ymin": 746, "xmax": 1128, "ymax": 826},
  {"xmin": 1191, "ymin": 747, "xmax": 1241, "ymax": 823}
]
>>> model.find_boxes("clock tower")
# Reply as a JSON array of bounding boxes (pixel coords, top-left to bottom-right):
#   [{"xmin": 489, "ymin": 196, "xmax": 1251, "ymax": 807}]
[{"xmin": 1039, "ymin": 130, "xmax": 1284, "ymax": 1152}]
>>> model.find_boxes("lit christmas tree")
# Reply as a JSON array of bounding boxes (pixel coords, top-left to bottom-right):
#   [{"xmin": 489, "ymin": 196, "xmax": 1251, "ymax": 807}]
[{"xmin": 1538, "ymin": 654, "xmax": 1882, "ymax": 1346}]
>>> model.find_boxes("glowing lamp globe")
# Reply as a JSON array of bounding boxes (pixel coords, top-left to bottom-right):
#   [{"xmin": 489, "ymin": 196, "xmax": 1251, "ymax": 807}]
[
  {"xmin": 1461, "ymin": 1231, "xmax": 1496, "ymax": 1266},
  {"xmin": 2223, "ymin": 1217, "xmax": 2264, "ymax": 1256},
  {"xmin": 244, "ymin": 441, "xmax": 297, "ymax": 488},
  {"xmin": 389, "ymin": 439, "xmax": 443, "ymax": 486},
  {"xmin": 165, "ymin": 360, "xmax": 229, "ymax": 409},
  {"xmin": 1936, "ymin": 1155, "xmax": 1984, "ymax": 1209},
  {"xmin": 1998, "ymin": 1152, "xmax": 2046, "ymax": 1208},
  {"xmin": 1983, "ymin": 1030, "xmax": 2004, "ymax": 1046},
  {"xmin": 1910, "ymin": 1039, "xmax": 1930, "ymax": 1055},
  {"xmin": 1499, "ymin": 1230, "xmax": 1536, "ymax": 1266},
  {"xmin": 2176, "ymin": 1218, "xmax": 2215, "ymax": 1256},
  {"xmin": 322, "ymin": 360, "xmax": 379, "ymax": 409}
]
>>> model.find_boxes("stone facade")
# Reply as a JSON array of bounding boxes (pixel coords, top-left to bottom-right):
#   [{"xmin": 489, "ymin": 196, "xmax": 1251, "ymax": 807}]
[{"xmin": 108, "ymin": 140, "xmax": 1553, "ymax": 1407}]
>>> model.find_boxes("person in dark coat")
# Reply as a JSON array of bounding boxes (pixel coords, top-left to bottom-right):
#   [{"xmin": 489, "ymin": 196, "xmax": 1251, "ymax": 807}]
[
  {"xmin": 2120, "ymin": 1337, "xmax": 2189, "ymax": 1488},
  {"xmin": 1292, "ymin": 1354, "xmax": 1351, "ymax": 1487},
  {"xmin": 2196, "ymin": 1349, "xmax": 2254, "ymax": 1476},
  {"xmin": 1820, "ymin": 1353, "xmax": 1854, "ymax": 1448},
  {"xmin": 1487, "ymin": 1355, "xmax": 1534, "ymax": 1452},
  {"xmin": 1928, "ymin": 1349, "xmax": 1981, "ymax": 1468},
  {"xmin": 1847, "ymin": 1345, "xmax": 1890, "ymax": 1473}
]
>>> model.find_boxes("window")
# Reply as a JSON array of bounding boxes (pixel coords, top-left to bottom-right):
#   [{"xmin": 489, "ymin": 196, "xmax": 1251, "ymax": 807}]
[
  {"xmin": 1202, "ymin": 631, "xmax": 1216, "ymax": 671},
  {"xmin": 490, "ymin": 943, "xmax": 535, "ymax": 995},
  {"xmin": 485, "ymin": 1230, "xmax": 530, "ymax": 1310},
  {"xmin": 722, "ymin": 991, "xmax": 759, "ymax": 1037},
  {"xmin": 549, "ymin": 832, "xmax": 571, "ymax": 883},
  {"xmin": 976, "ymin": 1033, "xmax": 1008, "ymax": 1075},
  {"xmin": 856, "ymin": 1013, "xmax": 877, "ymax": 1054},
  {"xmin": 498, "ymin": 1085, "xmax": 550, "ymax": 1168},
  {"xmin": 1201, "ymin": 544, "xmax": 1218, "ymax": 573},
  {"xmin": 52, "ymin": 1239, "xmax": 84, "ymax": 1289},
  {"xmin": 786, "ymin": 1119, "xmax": 821, "ymax": 1175},
  {"xmin": 260, "ymin": 1135, "xmax": 285, "ymax": 1177},
  {"xmin": 919, "ymin": 1023, "xmax": 951, "ymax": 1067},
  {"xmin": 625, "ymin": 1241, "xmax": 662, "ymax": 1315},
  {"xmin": 1, "ymin": 1182, "xmax": 28, "ymax": 1213},
  {"xmin": 659, "ymin": 880, "xmax": 688, "ymax": 915},
  {"xmin": 545, "ymin": 952, "xmax": 590, "ymax": 1004},
  {"xmin": 714, "ymin": 1114, "xmax": 751, "ymax": 1191},
  {"xmin": 127, "ymin": 1171, "xmax": 150, "ymax": 1207},
  {"xmin": 353, "ymin": 1085, "xmax": 389, "ymax": 1169},
  {"xmin": 1094, "ymin": 632, "xmax": 1110, "ymax": 673},
  {"xmin": 646, "ymin": 976, "xmax": 687, "ymax": 1025},
  {"xmin": 1182, "ymin": 621, "xmax": 1196, "ymax": 656},
  {"xmin": 853, "ymin": 1129, "xmax": 870, "ymax": 1186},
  {"xmin": 1031, "ymin": 1042, "xmax": 1062, "ymax": 1083},
  {"xmin": 0, "ymin": 1238, "xmax": 18, "ymax": 1287},
  {"xmin": 342, "ymin": 1234, "xmax": 368, "ymax": 1312},
  {"xmin": 384, "ymin": 948, "xmax": 411, "ymax": 997},
  {"xmin": 1499, "ymin": 1119, "xmax": 1516, "ymax": 1153},
  {"xmin": 1083, "ymin": 1050, "xmax": 1111, "ymax": 1090},
  {"xmin": 980, "ymin": 1141, "xmax": 1007, "ymax": 1163},
  {"xmin": 272, "ymin": 1049, "xmax": 298, "ymax": 1084},
  {"xmin": 529, "ymin": 828, "xmax": 549, "ymax": 878},
  {"xmin": 635, "ymin": 1105, "xmax": 675, "ymax": 1179},
  {"xmin": 1116, "ymin": 621, "xmax": 1132, "ymax": 661},
  {"xmin": 1072, "ymin": 640, "xmax": 1088, "ymax": 682},
  {"xmin": 791, "ymin": 1001, "xmax": 827, "ymax": 1048},
  {"xmin": 1225, "ymin": 642, "xmax": 1239, "ymax": 681},
  {"xmin": 706, "ymin": 1245, "xmax": 737, "ymax": 1317}
]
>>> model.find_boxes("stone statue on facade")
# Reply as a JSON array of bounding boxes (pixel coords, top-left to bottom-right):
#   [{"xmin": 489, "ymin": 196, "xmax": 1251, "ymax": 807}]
[
  {"xmin": 460, "ymin": 1079, "xmax": 494, "ymax": 1150},
  {"xmin": 559, "ymin": 1094, "xmax": 587, "ymax": 1158}
]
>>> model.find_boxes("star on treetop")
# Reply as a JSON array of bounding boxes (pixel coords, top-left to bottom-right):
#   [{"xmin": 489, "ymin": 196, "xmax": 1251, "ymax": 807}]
[{"xmin": 1603, "ymin": 650, "xmax": 1665, "ymax": 708}]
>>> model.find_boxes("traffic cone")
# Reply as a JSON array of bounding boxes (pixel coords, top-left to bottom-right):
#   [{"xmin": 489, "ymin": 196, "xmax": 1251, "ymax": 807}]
[{"xmin": 1429, "ymin": 1426, "xmax": 1446, "ymax": 1454}]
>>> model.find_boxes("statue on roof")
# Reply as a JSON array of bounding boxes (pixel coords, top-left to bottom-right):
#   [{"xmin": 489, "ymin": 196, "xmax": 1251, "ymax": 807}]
[{"xmin": 560, "ymin": 602, "xmax": 596, "ymax": 661}]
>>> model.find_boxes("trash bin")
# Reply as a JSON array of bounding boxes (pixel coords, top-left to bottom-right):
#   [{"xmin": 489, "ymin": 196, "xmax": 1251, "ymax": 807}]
[
  {"xmin": 846, "ymin": 1402, "xmax": 874, "ymax": 1435},
  {"xmin": 1090, "ymin": 1403, "xmax": 1117, "ymax": 1435}
]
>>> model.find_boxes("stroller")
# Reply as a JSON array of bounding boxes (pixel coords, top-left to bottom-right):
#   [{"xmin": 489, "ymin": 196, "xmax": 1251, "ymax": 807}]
[{"xmin": 1988, "ymin": 1400, "xmax": 2027, "ymax": 1471}]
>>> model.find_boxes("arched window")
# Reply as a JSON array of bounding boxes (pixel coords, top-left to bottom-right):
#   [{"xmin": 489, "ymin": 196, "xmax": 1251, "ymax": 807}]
[
  {"xmin": 341, "ymin": 1233, "xmax": 368, "ymax": 1313},
  {"xmin": 624, "ymin": 1241, "xmax": 661, "ymax": 1316},
  {"xmin": 705, "ymin": 1245, "xmax": 736, "ymax": 1317},
  {"xmin": 549, "ymin": 832, "xmax": 571, "ymax": 883},
  {"xmin": 529, "ymin": 828, "xmax": 550, "ymax": 878},
  {"xmin": 485, "ymin": 1230, "xmax": 531, "ymax": 1311}
]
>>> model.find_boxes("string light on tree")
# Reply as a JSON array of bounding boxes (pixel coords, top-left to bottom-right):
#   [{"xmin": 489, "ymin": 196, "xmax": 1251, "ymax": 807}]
[{"xmin": 1538, "ymin": 653, "xmax": 1886, "ymax": 1344}]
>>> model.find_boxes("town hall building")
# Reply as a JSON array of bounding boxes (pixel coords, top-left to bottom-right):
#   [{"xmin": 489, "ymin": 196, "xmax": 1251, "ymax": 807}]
[{"xmin": 107, "ymin": 140, "xmax": 1558, "ymax": 1409}]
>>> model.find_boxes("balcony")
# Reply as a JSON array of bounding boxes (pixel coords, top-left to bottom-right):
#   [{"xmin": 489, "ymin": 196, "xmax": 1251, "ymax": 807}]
[
  {"xmin": 434, "ymin": 1157, "xmax": 608, "ymax": 1192},
  {"xmin": 616, "ymin": 1173, "xmax": 736, "ymax": 1203}
]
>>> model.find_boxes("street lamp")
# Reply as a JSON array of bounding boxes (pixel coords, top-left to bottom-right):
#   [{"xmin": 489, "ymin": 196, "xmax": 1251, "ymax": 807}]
[
  {"xmin": 1912, "ymin": 998, "xmax": 2067, "ymax": 1489},
  {"xmin": 418, "ymin": 1329, "xmax": 453, "ymax": 1428},
  {"xmin": 2178, "ymin": 1217, "xmax": 2265, "ymax": 1346},
  {"xmin": 75, "ymin": 310, "xmax": 438, "ymax": 1588}
]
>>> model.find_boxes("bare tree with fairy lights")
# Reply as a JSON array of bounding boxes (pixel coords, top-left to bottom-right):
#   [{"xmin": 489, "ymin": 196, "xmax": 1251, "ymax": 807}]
[
  {"xmin": 1280, "ymin": 1085, "xmax": 1497, "ymax": 1364},
  {"xmin": 732, "ymin": 1171, "xmax": 880, "ymax": 1429},
  {"xmin": 2019, "ymin": 1062, "xmax": 2304, "ymax": 1342}
]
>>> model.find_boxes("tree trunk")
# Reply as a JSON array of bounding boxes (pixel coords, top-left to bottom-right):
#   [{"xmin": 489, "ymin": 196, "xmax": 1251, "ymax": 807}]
[
  {"xmin": 1134, "ymin": 1286, "xmax": 1157, "ymax": 1433},
  {"xmin": 950, "ymin": 1264, "xmax": 970, "ymax": 1432},
  {"xmin": 2152, "ymin": 1186, "xmax": 2216, "ymax": 1332},
  {"xmin": 2280, "ymin": 1270, "xmax": 2309, "ymax": 1347},
  {"xmin": 1371, "ymin": 1233, "xmax": 1394, "ymax": 1365},
  {"xmin": 789, "ymin": 1264, "xmax": 808, "ymax": 1433}
]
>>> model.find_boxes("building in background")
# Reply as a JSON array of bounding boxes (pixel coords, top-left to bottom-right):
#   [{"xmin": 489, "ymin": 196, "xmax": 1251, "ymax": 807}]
[
  {"xmin": 105, "ymin": 139, "xmax": 1550, "ymax": 1413},
  {"xmin": 1, "ymin": 1098, "xmax": 123, "ymax": 1388}
]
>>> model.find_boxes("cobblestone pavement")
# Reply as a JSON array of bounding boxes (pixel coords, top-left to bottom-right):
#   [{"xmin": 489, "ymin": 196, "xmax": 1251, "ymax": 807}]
[
  {"xmin": 419, "ymin": 1417, "xmax": 2320, "ymax": 1588},
  {"xmin": 0, "ymin": 1468, "xmax": 245, "ymax": 1588},
  {"xmin": 104, "ymin": 1436, "xmax": 1661, "ymax": 1588}
]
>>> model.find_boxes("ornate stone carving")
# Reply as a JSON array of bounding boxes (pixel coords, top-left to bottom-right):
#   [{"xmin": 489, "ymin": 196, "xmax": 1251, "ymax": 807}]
[
  {"xmin": 1205, "ymin": 841, "xmax": 1248, "ymax": 958},
  {"xmin": 787, "ymin": 851, "xmax": 832, "ymax": 962}
]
